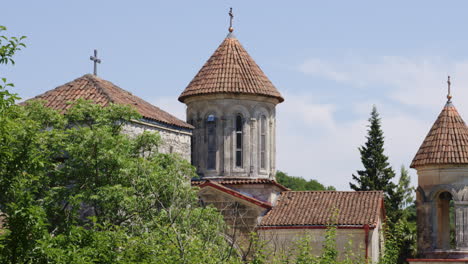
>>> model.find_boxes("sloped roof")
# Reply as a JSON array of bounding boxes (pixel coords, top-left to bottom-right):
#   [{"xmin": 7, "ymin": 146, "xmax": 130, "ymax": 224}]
[
  {"xmin": 25, "ymin": 74, "xmax": 193, "ymax": 129},
  {"xmin": 259, "ymin": 191, "xmax": 384, "ymax": 227},
  {"xmin": 191, "ymin": 178, "xmax": 289, "ymax": 191},
  {"xmin": 411, "ymin": 101, "xmax": 468, "ymax": 168},
  {"xmin": 198, "ymin": 180, "xmax": 272, "ymax": 209},
  {"xmin": 179, "ymin": 33, "xmax": 284, "ymax": 103}
]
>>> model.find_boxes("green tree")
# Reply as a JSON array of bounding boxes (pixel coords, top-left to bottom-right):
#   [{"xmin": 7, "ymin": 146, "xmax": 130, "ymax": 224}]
[
  {"xmin": 0, "ymin": 26, "xmax": 237, "ymax": 263},
  {"xmin": 349, "ymin": 106, "xmax": 398, "ymax": 222},
  {"xmin": 0, "ymin": 100, "xmax": 242, "ymax": 264},
  {"xmin": 276, "ymin": 171, "xmax": 335, "ymax": 191},
  {"xmin": 0, "ymin": 25, "xmax": 25, "ymax": 112}
]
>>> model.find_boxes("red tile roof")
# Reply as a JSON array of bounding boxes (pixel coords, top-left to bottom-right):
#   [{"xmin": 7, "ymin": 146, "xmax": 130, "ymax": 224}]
[
  {"xmin": 25, "ymin": 74, "xmax": 193, "ymax": 129},
  {"xmin": 191, "ymin": 178, "xmax": 289, "ymax": 191},
  {"xmin": 179, "ymin": 33, "xmax": 284, "ymax": 103},
  {"xmin": 411, "ymin": 101, "xmax": 468, "ymax": 168},
  {"xmin": 198, "ymin": 180, "xmax": 272, "ymax": 209},
  {"xmin": 259, "ymin": 191, "xmax": 384, "ymax": 227}
]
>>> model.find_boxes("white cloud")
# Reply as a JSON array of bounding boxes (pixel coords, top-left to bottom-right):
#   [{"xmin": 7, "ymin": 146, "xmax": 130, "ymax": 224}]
[
  {"xmin": 276, "ymin": 91, "xmax": 427, "ymax": 190},
  {"xmin": 299, "ymin": 56, "xmax": 468, "ymax": 112},
  {"xmin": 285, "ymin": 56, "xmax": 468, "ymax": 189}
]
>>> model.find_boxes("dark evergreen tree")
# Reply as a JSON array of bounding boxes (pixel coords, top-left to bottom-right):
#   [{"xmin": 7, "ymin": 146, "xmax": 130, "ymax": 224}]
[{"xmin": 350, "ymin": 106, "xmax": 398, "ymax": 221}]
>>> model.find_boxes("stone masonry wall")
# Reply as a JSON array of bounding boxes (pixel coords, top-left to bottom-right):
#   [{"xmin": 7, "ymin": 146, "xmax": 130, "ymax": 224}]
[{"xmin": 122, "ymin": 121, "xmax": 191, "ymax": 161}]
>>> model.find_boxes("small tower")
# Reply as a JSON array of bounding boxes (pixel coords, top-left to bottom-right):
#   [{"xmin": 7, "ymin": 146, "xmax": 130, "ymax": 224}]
[
  {"xmin": 411, "ymin": 77, "xmax": 468, "ymax": 259},
  {"xmin": 179, "ymin": 13, "xmax": 284, "ymax": 180}
]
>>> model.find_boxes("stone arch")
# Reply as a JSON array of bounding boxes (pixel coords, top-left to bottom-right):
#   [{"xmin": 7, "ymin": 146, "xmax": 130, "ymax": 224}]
[
  {"xmin": 434, "ymin": 191, "xmax": 455, "ymax": 250},
  {"xmin": 252, "ymin": 105, "xmax": 271, "ymax": 119},
  {"xmin": 416, "ymin": 186, "xmax": 427, "ymax": 203},
  {"xmin": 226, "ymin": 104, "xmax": 250, "ymax": 120},
  {"xmin": 428, "ymin": 184, "xmax": 459, "ymax": 202},
  {"xmin": 201, "ymin": 105, "xmax": 223, "ymax": 122}
]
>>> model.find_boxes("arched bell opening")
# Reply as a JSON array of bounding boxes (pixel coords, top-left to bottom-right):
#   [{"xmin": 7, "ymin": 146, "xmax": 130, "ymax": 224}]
[{"xmin": 436, "ymin": 191, "xmax": 455, "ymax": 250}]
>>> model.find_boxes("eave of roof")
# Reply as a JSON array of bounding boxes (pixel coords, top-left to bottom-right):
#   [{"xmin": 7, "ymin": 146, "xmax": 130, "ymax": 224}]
[
  {"xmin": 179, "ymin": 33, "xmax": 283, "ymax": 103},
  {"xmin": 197, "ymin": 180, "xmax": 272, "ymax": 209},
  {"xmin": 191, "ymin": 178, "xmax": 289, "ymax": 191}
]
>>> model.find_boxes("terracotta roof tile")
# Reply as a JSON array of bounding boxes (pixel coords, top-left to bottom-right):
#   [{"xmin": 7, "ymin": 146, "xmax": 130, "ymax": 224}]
[
  {"xmin": 259, "ymin": 191, "xmax": 384, "ymax": 227},
  {"xmin": 25, "ymin": 74, "xmax": 193, "ymax": 129},
  {"xmin": 411, "ymin": 101, "xmax": 468, "ymax": 168},
  {"xmin": 179, "ymin": 33, "xmax": 283, "ymax": 103},
  {"xmin": 191, "ymin": 178, "xmax": 289, "ymax": 191}
]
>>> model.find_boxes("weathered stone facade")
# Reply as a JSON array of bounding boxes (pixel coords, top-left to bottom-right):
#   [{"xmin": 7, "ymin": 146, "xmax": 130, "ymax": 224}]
[
  {"xmin": 122, "ymin": 120, "xmax": 191, "ymax": 161},
  {"xmin": 410, "ymin": 99, "xmax": 468, "ymax": 263},
  {"xmin": 415, "ymin": 165, "xmax": 468, "ymax": 258},
  {"xmin": 258, "ymin": 228, "xmax": 376, "ymax": 262},
  {"xmin": 186, "ymin": 94, "xmax": 278, "ymax": 179}
]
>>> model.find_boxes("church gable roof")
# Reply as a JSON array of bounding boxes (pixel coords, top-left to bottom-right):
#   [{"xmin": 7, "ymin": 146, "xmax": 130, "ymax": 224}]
[
  {"xmin": 411, "ymin": 101, "xmax": 468, "ymax": 168},
  {"xmin": 178, "ymin": 33, "xmax": 284, "ymax": 103},
  {"xmin": 26, "ymin": 74, "xmax": 193, "ymax": 130},
  {"xmin": 259, "ymin": 191, "xmax": 384, "ymax": 228}
]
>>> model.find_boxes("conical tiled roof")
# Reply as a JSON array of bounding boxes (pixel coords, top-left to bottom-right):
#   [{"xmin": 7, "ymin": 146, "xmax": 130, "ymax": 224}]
[
  {"xmin": 178, "ymin": 33, "xmax": 284, "ymax": 103},
  {"xmin": 411, "ymin": 101, "xmax": 468, "ymax": 168},
  {"xmin": 25, "ymin": 74, "xmax": 193, "ymax": 129}
]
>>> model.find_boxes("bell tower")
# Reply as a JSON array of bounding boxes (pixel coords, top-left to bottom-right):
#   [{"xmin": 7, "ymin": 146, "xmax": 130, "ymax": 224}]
[
  {"xmin": 411, "ymin": 77, "xmax": 468, "ymax": 260},
  {"xmin": 178, "ymin": 14, "xmax": 284, "ymax": 180}
]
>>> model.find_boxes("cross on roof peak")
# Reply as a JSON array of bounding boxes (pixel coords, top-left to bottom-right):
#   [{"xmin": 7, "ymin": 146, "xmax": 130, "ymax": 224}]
[
  {"xmin": 447, "ymin": 75, "xmax": 452, "ymax": 102},
  {"xmin": 228, "ymin": 7, "xmax": 234, "ymax": 33},
  {"xmin": 89, "ymin": 49, "xmax": 101, "ymax": 76}
]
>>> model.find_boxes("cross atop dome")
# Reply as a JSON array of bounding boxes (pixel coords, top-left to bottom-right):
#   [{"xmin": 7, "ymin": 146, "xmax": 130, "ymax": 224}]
[
  {"xmin": 447, "ymin": 75, "xmax": 452, "ymax": 102},
  {"xmin": 178, "ymin": 11, "xmax": 283, "ymax": 103},
  {"xmin": 228, "ymin": 7, "xmax": 234, "ymax": 33}
]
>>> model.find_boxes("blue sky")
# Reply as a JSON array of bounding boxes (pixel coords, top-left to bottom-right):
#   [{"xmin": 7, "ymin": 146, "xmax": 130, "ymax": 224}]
[{"xmin": 3, "ymin": 0, "xmax": 468, "ymax": 190}]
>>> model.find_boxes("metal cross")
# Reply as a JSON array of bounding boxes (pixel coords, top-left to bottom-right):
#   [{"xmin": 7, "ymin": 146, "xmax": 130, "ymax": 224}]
[
  {"xmin": 228, "ymin": 7, "xmax": 234, "ymax": 32},
  {"xmin": 447, "ymin": 75, "xmax": 452, "ymax": 101},
  {"xmin": 89, "ymin": 49, "xmax": 101, "ymax": 76}
]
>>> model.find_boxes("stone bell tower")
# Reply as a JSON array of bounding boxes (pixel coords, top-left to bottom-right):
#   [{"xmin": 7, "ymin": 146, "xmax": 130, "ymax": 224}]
[
  {"xmin": 410, "ymin": 77, "xmax": 468, "ymax": 261},
  {"xmin": 178, "ymin": 11, "xmax": 287, "ymax": 257},
  {"xmin": 178, "ymin": 15, "xmax": 284, "ymax": 181}
]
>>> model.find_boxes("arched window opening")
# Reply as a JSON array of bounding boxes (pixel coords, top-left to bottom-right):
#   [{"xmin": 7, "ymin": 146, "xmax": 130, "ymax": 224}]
[
  {"xmin": 206, "ymin": 115, "xmax": 216, "ymax": 170},
  {"xmin": 260, "ymin": 116, "xmax": 266, "ymax": 169},
  {"xmin": 235, "ymin": 115, "xmax": 243, "ymax": 167},
  {"xmin": 436, "ymin": 192, "xmax": 455, "ymax": 250}
]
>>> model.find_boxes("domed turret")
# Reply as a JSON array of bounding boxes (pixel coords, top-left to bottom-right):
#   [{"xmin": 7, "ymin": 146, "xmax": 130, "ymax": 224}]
[{"xmin": 180, "ymin": 19, "xmax": 283, "ymax": 179}]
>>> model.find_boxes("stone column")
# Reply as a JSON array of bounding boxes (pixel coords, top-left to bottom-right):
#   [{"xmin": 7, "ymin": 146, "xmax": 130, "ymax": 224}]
[
  {"xmin": 195, "ymin": 118, "xmax": 203, "ymax": 174},
  {"xmin": 224, "ymin": 116, "xmax": 232, "ymax": 176},
  {"xmin": 219, "ymin": 116, "xmax": 226, "ymax": 176},
  {"xmin": 244, "ymin": 117, "xmax": 251, "ymax": 176},
  {"xmin": 455, "ymin": 201, "xmax": 468, "ymax": 250},
  {"xmin": 416, "ymin": 191, "xmax": 433, "ymax": 254},
  {"xmin": 270, "ymin": 118, "xmax": 276, "ymax": 178},
  {"xmin": 250, "ymin": 118, "xmax": 257, "ymax": 177}
]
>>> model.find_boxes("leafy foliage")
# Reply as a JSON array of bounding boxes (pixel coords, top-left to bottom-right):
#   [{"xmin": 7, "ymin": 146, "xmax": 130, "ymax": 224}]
[
  {"xmin": 0, "ymin": 98, "xmax": 239, "ymax": 263},
  {"xmin": 276, "ymin": 171, "xmax": 335, "ymax": 191}
]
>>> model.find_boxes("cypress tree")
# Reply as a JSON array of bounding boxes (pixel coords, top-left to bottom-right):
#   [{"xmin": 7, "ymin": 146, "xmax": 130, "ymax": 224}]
[{"xmin": 350, "ymin": 106, "xmax": 397, "ymax": 219}]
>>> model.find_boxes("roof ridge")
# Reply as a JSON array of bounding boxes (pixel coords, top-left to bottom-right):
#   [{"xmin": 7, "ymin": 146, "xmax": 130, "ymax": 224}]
[
  {"xmin": 83, "ymin": 74, "xmax": 114, "ymax": 105},
  {"xmin": 24, "ymin": 74, "xmax": 193, "ymax": 129}
]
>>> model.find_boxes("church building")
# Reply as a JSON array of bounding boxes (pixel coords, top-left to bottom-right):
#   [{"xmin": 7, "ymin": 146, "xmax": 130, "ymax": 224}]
[
  {"xmin": 178, "ymin": 11, "xmax": 386, "ymax": 262},
  {"xmin": 408, "ymin": 80, "xmax": 468, "ymax": 263},
  {"xmin": 26, "ymin": 10, "xmax": 386, "ymax": 263}
]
